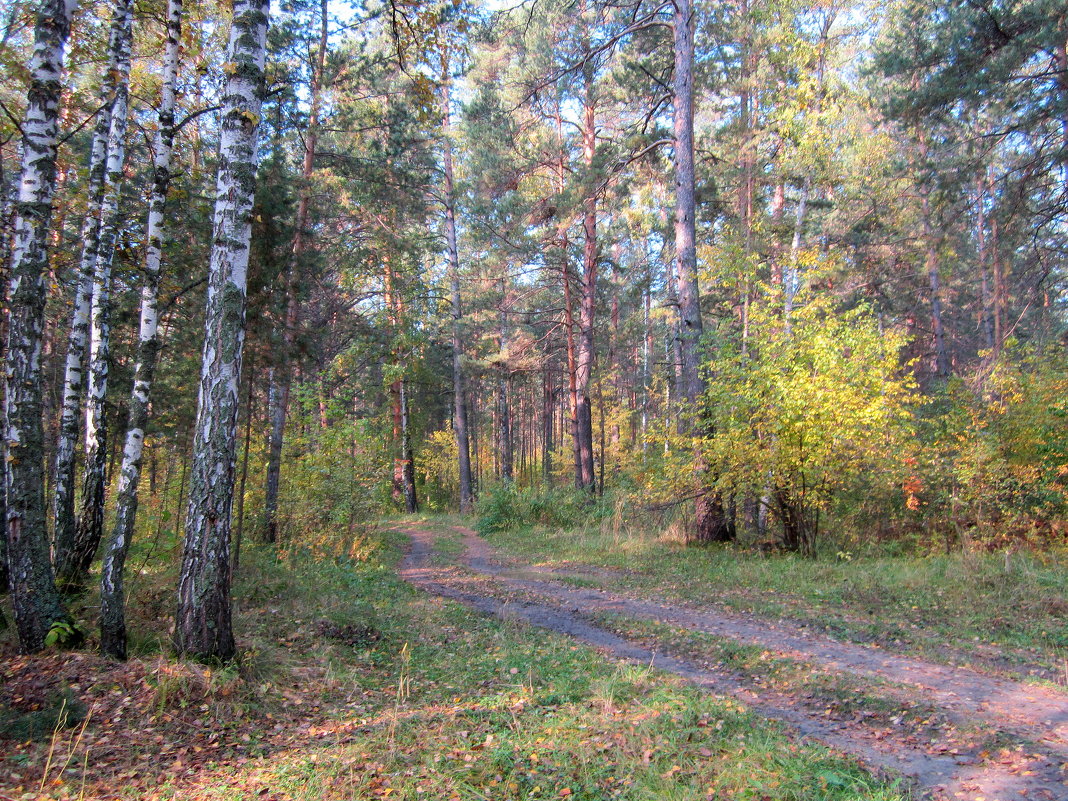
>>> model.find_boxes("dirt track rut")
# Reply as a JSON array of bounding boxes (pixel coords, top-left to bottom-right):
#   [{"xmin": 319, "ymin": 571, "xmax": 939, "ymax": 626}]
[{"xmin": 397, "ymin": 523, "xmax": 1068, "ymax": 800}]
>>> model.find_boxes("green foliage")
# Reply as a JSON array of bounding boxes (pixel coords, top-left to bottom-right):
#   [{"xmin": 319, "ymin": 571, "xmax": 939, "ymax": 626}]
[
  {"xmin": 0, "ymin": 688, "xmax": 86, "ymax": 742},
  {"xmin": 476, "ymin": 483, "xmax": 608, "ymax": 536},
  {"xmin": 275, "ymin": 387, "xmax": 390, "ymax": 551},
  {"xmin": 703, "ymin": 288, "xmax": 916, "ymax": 553},
  {"xmin": 910, "ymin": 345, "xmax": 1068, "ymax": 547},
  {"xmin": 44, "ymin": 619, "xmax": 83, "ymax": 649}
]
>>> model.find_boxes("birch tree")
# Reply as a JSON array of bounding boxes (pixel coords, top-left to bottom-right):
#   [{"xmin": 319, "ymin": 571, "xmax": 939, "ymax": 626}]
[
  {"xmin": 52, "ymin": 0, "xmax": 133, "ymax": 581},
  {"xmin": 174, "ymin": 0, "xmax": 270, "ymax": 661},
  {"xmin": 5, "ymin": 0, "xmax": 77, "ymax": 652},
  {"xmin": 99, "ymin": 0, "xmax": 183, "ymax": 660},
  {"xmin": 68, "ymin": 0, "xmax": 135, "ymax": 581}
]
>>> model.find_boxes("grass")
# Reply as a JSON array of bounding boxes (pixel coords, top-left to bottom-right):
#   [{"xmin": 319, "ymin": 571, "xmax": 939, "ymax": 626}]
[
  {"xmin": 480, "ymin": 516, "xmax": 1068, "ymax": 681},
  {"xmin": 1, "ymin": 519, "xmax": 910, "ymax": 800}
]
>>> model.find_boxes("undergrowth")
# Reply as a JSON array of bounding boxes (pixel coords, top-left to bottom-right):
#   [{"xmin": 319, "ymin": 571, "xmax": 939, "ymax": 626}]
[
  {"xmin": 479, "ymin": 514, "xmax": 1068, "ymax": 680},
  {"xmin": 1, "ymin": 520, "xmax": 909, "ymax": 800}
]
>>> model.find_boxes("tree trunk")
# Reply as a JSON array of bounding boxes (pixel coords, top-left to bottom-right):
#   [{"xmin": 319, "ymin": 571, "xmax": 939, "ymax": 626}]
[
  {"xmin": 263, "ymin": 0, "xmax": 327, "ymax": 541},
  {"xmin": 232, "ymin": 361, "xmax": 255, "ymax": 576},
  {"xmin": 440, "ymin": 57, "xmax": 473, "ymax": 512},
  {"xmin": 497, "ymin": 301, "xmax": 513, "ymax": 482},
  {"xmin": 263, "ymin": 367, "xmax": 283, "ymax": 542},
  {"xmin": 921, "ymin": 183, "xmax": 949, "ymax": 377},
  {"xmin": 784, "ymin": 176, "xmax": 810, "ymax": 328},
  {"xmin": 673, "ymin": 0, "xmax": 732, "ymax": 543},
  {"xmin": 542, "ymin": 358, "xmax": 553, "ymax": 483},
  {"xmin": 575, "ymin": 62, "xmax": 597, "ymax": 492},
  {"xmin": 52, "ymin": 0, "xmax": 130, "ymax": 580},
  {"xmin": 5, "ymin": 0, "xmax": 77, "ymax": 653},
  {"xmin": 174, "ymin": 0, "xmax": 269, "ymax": 662},
  {"xmin": 67, "ymin": 0, "xmax": 135, "ymax": 583},
  {"xmin": 399, "ymin": 378, "xmax": 418, "ymax": 512},
  {"xmin": 990, "ymin": 201, "xmax": 1005, "ymax": 355},
  {"xmin": 975, "ymin": 175, "xmax": 995, "ymax": 351},
  {"xmin": 99, "ymin": 0, "xmax": 181, "ymax": 659}
]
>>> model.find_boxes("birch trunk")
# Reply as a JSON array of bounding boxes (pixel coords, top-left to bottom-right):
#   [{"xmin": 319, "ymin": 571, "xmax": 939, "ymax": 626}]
[
  {"xmin": 975, "ymin": 177, "xmax": 995, "ymax": 351},
  {"xmin": 5, "ymin": 0, "xmax": 77, "ymax": 652},
  {"xmin": 440, "ymin": 60, "xmax": 473, "ymax": 513},
  {"xmin": 673, "ymin": 0, "xmax": 731, "ymax": 543},
  {"xmin": 174, "ymin": 0, "xmax": 270, "ymax": 661},
  {"xmin": 262, "ymin": 0, "xmax": 327, "ymax": 540},
  {"xmin": 67, "ymin": 0, "xmax": 134, "ymax": 583},
  {"xmin": 99, "ymin": 0, "xmax": 182, "ymax": 660},
  {"xmin": 52, "ymin": 0, "xmax": 130, "ymax": 578}
]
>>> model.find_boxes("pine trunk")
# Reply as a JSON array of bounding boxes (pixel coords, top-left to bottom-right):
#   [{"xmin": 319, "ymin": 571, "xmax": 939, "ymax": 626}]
[
  {"xmin": 575, "ymin": 65, "xmax": 597, "ymax": 492},
  {"xmin": 174, "ymin": 0, "xmax": 270, "ymax": 662},
  {"xmin": 921, "ymin": 185, "xmax": 949, "ymax": 377},
  {"xmin": 399, "ymin": 378, "xmax": 418, "ymax": 513},
  {"xmin": 5, "ymin": 0, "xmax": 77, "ymax": 653},
  {"xmin": 262, "ymin": 0, "xmax": 327, "ymax": 540},
  {"xmin": 263, "ymin": 367, "xmax": 283, "ymax": 542},
  {"xmin": 497, "ymin": 303, "xmax": 513, "ymax": 482},
  {"xmin": 440, "ymin": 60, "xmax": 473, "ymax": 512},
  {"xmin": 673, "ymin": 0, "xmax": 732, "ymax": 543},
  {"xmin": 99, "ymin": 0, "xmax": 181, "ymax": 660}
]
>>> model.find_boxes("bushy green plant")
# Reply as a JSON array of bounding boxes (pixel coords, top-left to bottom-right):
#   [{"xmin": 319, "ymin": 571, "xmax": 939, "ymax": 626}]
[
  {"xmin": 476, "ymin": 483, "xmax": 610, "ymax": 536},
  {"xmin": 276, "ymin": 387, "xmax": 390, "ymax": 549},
  {"xmin": 702, "ymin": 290, "xmax": 916, "ymax": 554},
  {"xmin": 913, "ymin": 345, "xmax": 1068, "ymax": 548}
]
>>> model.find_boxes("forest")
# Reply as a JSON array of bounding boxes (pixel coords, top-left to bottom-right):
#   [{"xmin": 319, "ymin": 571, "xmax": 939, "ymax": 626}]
[{"xmin": 0, "ymin": 0, "xmax": 1067, "ymax": 798}]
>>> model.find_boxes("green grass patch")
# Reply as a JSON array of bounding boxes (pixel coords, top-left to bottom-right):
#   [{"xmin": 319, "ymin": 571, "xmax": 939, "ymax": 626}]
[
  {"xmin": 482, "ymin": 520, "xmax": 1068, "ymax": 680},
  {"xmin": 1, "ymin": 520, "xmax": 910, "ymax": 800}
]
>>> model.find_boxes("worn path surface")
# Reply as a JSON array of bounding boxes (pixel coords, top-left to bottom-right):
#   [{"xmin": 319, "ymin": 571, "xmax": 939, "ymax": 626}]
[{"xmin": 397, "ymin": 523, "xmax": 1068, "ymax": 801}]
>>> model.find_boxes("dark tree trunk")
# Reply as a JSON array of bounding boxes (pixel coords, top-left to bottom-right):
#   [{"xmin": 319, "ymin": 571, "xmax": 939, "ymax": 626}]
[
  {"xmin": 674, "ymin": 0, "xmax": 732, "ymax": 544},
  {"xmin": 262, "ymin": 0, "xmax": 328, "ymax": 539},
  {"xmin": 440, "ymin": 56, "xmax": 473, "ymax": 512},
  {"xmin": 574, "ymin": 51, "xmax": 597, "ymax": 492}
]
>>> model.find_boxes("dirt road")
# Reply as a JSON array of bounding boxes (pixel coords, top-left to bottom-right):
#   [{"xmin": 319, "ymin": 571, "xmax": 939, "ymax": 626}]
[{"xmin": 397, "ymin": 522, "xmax": 1068, "ymax": 800}]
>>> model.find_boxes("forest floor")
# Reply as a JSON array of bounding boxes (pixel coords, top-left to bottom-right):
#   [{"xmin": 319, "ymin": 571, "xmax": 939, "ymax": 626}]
[
  {"xmin": 1, "ymin": 516, "xmax": 1065, "ymax": 800},
  {"xmin": 0, "ymin": 519, "xmax": 909, "ymax": 801},
  {"xmin": 397, "ymin": 518, "xmax": 1068, "ymax": 801}
]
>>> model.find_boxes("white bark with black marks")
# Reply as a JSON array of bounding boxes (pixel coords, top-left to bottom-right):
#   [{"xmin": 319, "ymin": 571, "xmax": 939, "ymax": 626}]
[
  {"xmin": 100, "ymin": 0, "xmax": 182, "ymax": 660},
  {"xmin": 5, "ymin": 0, "xmax": 77, "ymax": 653},
  {"xmin": 52, "ymin": 0, "xmax": 129, "ymax": 579},
  {"xmin": 174, "ymin": 0, "xmax": 270, "ymax": 662},
  {"xmin": 69, "ymin": 0, "xmax": 134, "ymax": 582}
]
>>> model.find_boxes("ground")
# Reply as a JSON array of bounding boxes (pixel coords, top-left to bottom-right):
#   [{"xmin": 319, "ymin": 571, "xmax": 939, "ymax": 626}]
[{"xmin": 0, "ymin": 516, "xmax": 1065, "ymax": 800}]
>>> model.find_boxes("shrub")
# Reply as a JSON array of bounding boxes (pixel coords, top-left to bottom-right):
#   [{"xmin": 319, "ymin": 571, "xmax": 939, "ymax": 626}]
[{"xmin": 476, "ymin": 483, "xmax": 609, "ymax": 535}]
